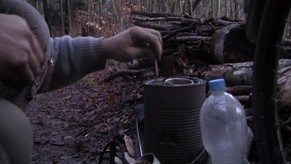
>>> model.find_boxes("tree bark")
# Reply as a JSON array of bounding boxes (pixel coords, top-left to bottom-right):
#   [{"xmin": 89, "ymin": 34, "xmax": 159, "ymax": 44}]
[
  {"xmin": 59, "ymin": 0, "xmax": 65, "ymax": 35},
  {"xmin": 277, "ymin": 65, "xmax": 291, "ymax": 109},
  {"xmin": 199, "ymin": 59, "xmax": 291, "ymax": 86},
  {"xmin": 43, "ymin": 0, "xmax": 51, "ymax": 35},
  {"xmin": 192, "ymin": 0, "xmax": 202, "ymax": 12},
  {"xmin": 64, "ymin": 0, "xmax": 71, "ymax": 34}
]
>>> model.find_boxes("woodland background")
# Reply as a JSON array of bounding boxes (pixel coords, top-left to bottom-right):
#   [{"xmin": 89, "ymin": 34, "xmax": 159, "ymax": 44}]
[{"xmin": 25, "ymin": 0, "xmax": 247, "ymax": 37}]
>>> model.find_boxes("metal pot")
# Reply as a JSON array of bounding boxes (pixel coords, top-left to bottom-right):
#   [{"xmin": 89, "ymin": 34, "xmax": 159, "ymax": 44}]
[{"xmin": 143, "ymin": 76, "xmax": 206, "ymax": 164}]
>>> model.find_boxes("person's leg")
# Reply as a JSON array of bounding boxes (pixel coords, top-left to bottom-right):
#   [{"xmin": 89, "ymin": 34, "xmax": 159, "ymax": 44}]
[{"xmin": 0, "ymin": 99, "xmax": 33, "ymax": 164}]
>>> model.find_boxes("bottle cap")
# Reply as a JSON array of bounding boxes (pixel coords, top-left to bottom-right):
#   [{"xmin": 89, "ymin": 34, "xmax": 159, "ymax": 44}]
[{"xmin": 209, "ymin": 79, "xmax": 225, "ymax": 91}]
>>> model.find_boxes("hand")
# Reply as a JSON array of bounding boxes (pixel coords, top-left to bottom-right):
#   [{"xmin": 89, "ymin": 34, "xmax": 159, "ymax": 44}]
[
  {"xmin": 0, "ymin": 14, "xmax": 44, "ymax": 87},
  {"xmin": 102, "ymin": 26, "xmax": 163, "ymax": 62}
]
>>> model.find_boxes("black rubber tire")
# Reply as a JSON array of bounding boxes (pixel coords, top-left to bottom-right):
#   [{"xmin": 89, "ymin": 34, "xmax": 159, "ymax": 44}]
[
  {"xmin": 252, "ymin": 0, "xmax": 291, "ymax": 163},
  {"xmin": 245, "ymin": 0, "xmax": 266, "ymax": 43},
  {"xmin": 0, "ymin": 99, "xmax": 33, "ymax": 164}
]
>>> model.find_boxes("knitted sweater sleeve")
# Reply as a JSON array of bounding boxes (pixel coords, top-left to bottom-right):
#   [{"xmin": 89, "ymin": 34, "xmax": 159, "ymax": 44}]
[{"xmin": 37, "ymin": 36, "xmax": 106, "ymax": 93}]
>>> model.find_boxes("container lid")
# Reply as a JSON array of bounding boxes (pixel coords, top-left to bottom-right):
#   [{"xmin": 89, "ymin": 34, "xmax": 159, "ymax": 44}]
[
  {"xmin": 143, "ymin": 76, "xmax": 204, "ymax": 88},
  {"xmin": 209, "ymin": 79, "xmax": 225, "ymax": 91}
]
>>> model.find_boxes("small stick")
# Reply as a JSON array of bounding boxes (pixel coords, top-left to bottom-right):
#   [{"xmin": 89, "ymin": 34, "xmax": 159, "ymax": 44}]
[{"xmin": 155, "ymin": 59, "xmax": 159, "ymax": 77}]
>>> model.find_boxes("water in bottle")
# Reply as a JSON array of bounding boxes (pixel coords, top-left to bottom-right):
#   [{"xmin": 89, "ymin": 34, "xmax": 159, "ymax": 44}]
[{"xmin": 200, "ymin": 79, "xmax": 250, "ymax": 164}]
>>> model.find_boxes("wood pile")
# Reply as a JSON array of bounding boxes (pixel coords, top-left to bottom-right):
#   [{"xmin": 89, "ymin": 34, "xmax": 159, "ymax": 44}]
[
  {"xmin": 129, "ymin": 12, "xmax": 291, "ymax": 134},
  {"xmin": 130, "ymin": 11, "xmax": 291, "ymax": 77}
]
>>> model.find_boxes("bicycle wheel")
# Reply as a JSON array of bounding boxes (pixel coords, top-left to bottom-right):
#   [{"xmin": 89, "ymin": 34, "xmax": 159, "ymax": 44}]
[{"xmin": 252, "ymin": 0, "xmax": 291, "ymax": 163}]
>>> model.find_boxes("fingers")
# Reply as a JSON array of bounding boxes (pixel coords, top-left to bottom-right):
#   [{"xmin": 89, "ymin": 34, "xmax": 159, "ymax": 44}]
[
  {"xmin": 29, "ymin": 32, "xmax": 44, "ymax": 76},
  {"xmin": 129, "ymin": 47, "xmax": 154, "ymax": 60},
  {"xmin": 18, "ymin": 27, "xmax": 43, "ymax": 83},
  {"xmin": 11, "ymin": 40, "xmax": 38, "ymax": 85},
  {"xmin": 143, "ymin": 28, "xmax": 163, "ymax": 60},
  {"xmin": 19, "ymin": 16, "xmax": 44, "ymax": 81},
  {"xmin": 143, "ymin": 28, "xmax": 163, "ymax": 48},
  {"xmin": 131, "ymin": 27, "xmax": 163, "ymax": 60},
  {"xmin": 0, "ymin": 14, "xmax": 44, "ymax": 87},
  {"xmin": 27, "ymin": 44, "xmax": 42, "ymax": 79}
]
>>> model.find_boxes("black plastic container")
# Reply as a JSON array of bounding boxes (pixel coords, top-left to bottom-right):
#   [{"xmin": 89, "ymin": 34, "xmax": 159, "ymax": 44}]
[{"xmin": 143, "ymin": 77, "xmax": 206, "ymax": 164}]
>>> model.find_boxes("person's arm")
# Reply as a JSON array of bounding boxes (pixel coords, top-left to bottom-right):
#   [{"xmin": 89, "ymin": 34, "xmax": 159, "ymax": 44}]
[
  {"xmin": 38, "ymin": 36, "xmax": 105, "ymax": 93},
  {"xmin": 38, "ymin": 26, "xmax": 162, "ymax": 93}
]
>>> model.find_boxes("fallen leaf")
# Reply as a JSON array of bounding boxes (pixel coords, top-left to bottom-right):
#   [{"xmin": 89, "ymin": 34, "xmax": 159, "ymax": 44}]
[
  {"xmin": 125, "ymin": 152, "xmax": 136, "ymax": 164},
  {"xmin": 108, "ymin": 94, "xmax": 116, "ymax": 107},
  {"xmin": 124, "ymin": 134, "xmax": 135, "ymax": 157},
  {"xmin": 114, "ymin": 156, "xmax": 123, "ymax": 164},
  {"xmin": 62, "ymin": 95, "xmax": 72, "ymax": 100}
]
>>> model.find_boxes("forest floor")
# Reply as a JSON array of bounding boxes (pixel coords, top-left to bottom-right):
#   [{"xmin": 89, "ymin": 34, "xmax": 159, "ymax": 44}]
[
  {"xmin": 26, "ymin": 63, "xmax": 149, "ymax": 163},
  {"xmin": 25, "ymin": 62, "xmax": 286, "ymax": 164}
]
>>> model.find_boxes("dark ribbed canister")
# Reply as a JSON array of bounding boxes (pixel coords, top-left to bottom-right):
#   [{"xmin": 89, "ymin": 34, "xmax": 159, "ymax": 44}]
[{"xmin": 143, "ymin": 77, "xmax": 206, "ymax": 164}]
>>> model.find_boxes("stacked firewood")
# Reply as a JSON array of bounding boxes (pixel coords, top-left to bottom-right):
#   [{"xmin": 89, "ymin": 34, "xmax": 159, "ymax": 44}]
[
  {"xmin": 130, "ymin": 11, "xmax": 253, "ymax": 105},
  {"xmin": 130, "ymin": 11, "xmax": 254, "ymax": 75},
  {"xmin": 130, "ymin": 11, "xmax": 291, "ymax": 108}
]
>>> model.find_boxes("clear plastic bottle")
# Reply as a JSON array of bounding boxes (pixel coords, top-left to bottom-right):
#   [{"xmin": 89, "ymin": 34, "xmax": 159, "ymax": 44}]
[{"xmin": 200, "ymin": 79, "xmax": 250, "ymax": 164}]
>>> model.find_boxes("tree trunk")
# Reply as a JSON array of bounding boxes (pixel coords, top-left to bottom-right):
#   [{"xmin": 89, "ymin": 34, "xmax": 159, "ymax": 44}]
[
  {"xmin": 217, "ymin": 0, "xmax": 220, "ymax": 16},
  {"xmin": 64, "ymin": 0, "xmax": 71, "ymax": 34},
  {"xmin": 186, "ymin": 0, "xmax": 192, "ymax": 15},
  {"xmin": 192, "ymin": 0, "xmax": 202, "ymax": 12},
  {"xmin": 43, "ymin": 0, "xmax": 51, "ymax": 35},
  {"xmin": 59, "ymin": 0, "xmax": 64, "ymax": 35}
]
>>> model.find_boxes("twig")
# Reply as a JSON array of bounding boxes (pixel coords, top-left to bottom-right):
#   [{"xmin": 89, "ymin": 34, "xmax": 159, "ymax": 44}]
[
  {"xmin": 131, "ymin": 11, "xmax": 180, "ymax": 17},
  {"xmin": 163, "ymin": 21, "xmax": 200, "ymax": 41},
  {"xmin": 104, "ymin": 68, "xmax": 152, "ymax": 82},
  {"xmin": 215, "ymin": 19, "xmax": 237, "ymax": 26},
  {"xmin": 154, "ymin": 60, "xmax": 159, "ymax": 77},
  {"xmin": 132, "ymin": 16, "xmax": 181, "ymax": 22},
  {"xmin": 173, "ymin": 36, "xmax": 212, "ymax": 42},
  {"xmin": 133, "ymin": 21, "xmax": 179, "ymax": 31}
]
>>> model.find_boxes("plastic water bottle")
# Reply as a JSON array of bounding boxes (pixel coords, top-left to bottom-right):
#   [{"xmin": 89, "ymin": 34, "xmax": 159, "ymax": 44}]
[{"xmin": 200, "ymin": 79, "xmax": 250, "ymax": 164}]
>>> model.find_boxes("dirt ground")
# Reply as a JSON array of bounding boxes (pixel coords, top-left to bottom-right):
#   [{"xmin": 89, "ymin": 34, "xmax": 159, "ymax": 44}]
[{"xmin": 26, "ymin": 65, "xmax": 147, "ymax": 163}]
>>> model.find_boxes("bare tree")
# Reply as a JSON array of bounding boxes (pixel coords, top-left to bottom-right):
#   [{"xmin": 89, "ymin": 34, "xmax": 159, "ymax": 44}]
[{"xmin": 60, "ymin": 0, "xmax": 65, "ymax": 34}]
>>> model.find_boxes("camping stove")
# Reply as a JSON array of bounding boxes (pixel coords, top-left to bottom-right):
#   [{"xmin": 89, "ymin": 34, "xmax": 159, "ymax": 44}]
[{"xmin": 135, "ymin": 76, "xmax": 208, "ymax": 164}]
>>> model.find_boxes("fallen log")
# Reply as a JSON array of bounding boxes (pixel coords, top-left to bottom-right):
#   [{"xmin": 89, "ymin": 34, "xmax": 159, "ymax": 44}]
[
  {"xmin": 235, "ymin": 95, "xmax": 252, "ymax": 108},
  {"xmin": 225, "ymin": 85, "xmax": 252, "ymax": 96},
  {"xmin": 104, "ymin": 68, "xmax": 153, "ymax": 82},
  {"xmin": 211, "ymin": 23, "xmax": 291, "ymax": 64},
  {"xmin": 277, "ymin": 65, "xmax": 291, "ymax": 110},
  {"xmin": 211, "ymin": 23, "xmax": 255, "ymax": 64},
  {"xmin": 201, "ymin": 62, "xmax": 253, "ymax": 86},
  {"xmin": 186, "ymin": 60, "xmax": 291, "ymax": 109},
  {"xmin": 198, "ymin": 59, "xmax": 291, "ymax": 86}
]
